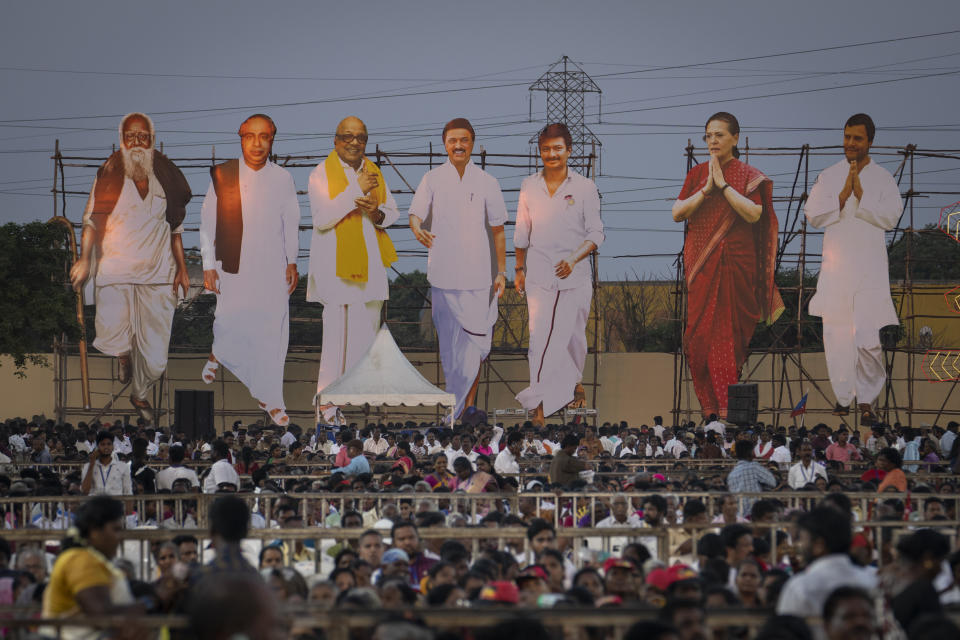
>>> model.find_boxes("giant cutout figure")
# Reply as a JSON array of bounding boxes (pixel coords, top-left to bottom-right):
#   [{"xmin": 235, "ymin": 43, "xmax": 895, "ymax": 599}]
[
  {"xmin": 409, "ymin": 118, "xmax": 508, "ymax": 421},
  {"xmin": 672, "ymin": 112, "xmax": 784, "ymax": 419},
  {"xmin": 804, "ymin": 114, "xmax": 903, "ymax": 425},
  {"xmin": 307, "ymin": 116, "xmax": 400, "ymax": 420},
  {"xmin": 198, "ymin": 114, "xmax": 299, "ymax": 427},
  {"xmin": 70, "ymin": 113, "xmax": 192, "ymax": 422},
  {"xmin": 514, "ymin": 123, "xmax": 604, "ymax": 427}
]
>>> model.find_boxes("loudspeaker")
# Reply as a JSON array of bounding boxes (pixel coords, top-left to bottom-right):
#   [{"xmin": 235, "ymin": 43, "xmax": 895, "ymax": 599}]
[
  {"xmin": 727, "ymin": 383, "xmax": 758, "ymax": 426},
  {"xmin": 175, "ymin": 390, "xmax": 215, "ymax": 441}
]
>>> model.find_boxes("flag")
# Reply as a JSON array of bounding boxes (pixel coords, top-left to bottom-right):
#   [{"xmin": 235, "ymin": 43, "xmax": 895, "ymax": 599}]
[{"xmin": 791, "ymin": 393, "xmax": 808, "ymax": 418}]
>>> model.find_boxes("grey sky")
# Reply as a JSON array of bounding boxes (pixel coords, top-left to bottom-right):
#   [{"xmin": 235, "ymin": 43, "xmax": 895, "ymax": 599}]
[{"xmin": 2, "ymin": 0, "xmax": 959, "ymax": 279}]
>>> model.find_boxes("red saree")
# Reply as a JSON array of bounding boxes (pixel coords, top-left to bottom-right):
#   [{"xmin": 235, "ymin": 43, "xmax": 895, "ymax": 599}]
[{"xmin": 678, "ymin": 159, "xmax": 784, "ymax": 417}]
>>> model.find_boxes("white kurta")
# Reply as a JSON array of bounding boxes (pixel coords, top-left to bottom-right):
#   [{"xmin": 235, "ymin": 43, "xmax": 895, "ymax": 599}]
[
  {"xmin": 513, "ymin": 171, "xmax": 603, "ymax": 416},
  {"xmin": 82, "ymin": 175, "xmax": 180, "ymax": 401},
  {"xmin": 409, "ymin": 160, "xmax": 508, "ymax": 415},
  {"xmin": 306, "ymin": 156, "xmax": 400, "ymax": 395},
  {"xmin": 804, "ymin": 159, "xmax": 903, "ymax": 406},
  {"xmin": 199, "ymin": 161, "xmax": 300, "ymax": 410}
]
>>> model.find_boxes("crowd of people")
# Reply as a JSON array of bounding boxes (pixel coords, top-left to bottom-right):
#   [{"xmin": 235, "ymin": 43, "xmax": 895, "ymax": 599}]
[{"xmin": 0, "ymin": 413, "xmax": 958, "ymax": 639}]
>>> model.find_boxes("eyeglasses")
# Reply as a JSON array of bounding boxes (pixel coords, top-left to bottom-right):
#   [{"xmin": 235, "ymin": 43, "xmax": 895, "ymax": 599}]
[
  {"xmin": 336, "ymin": 133, "xmax": 368, "ymax": 144},
  {"xmin": 123, "ymin": 132, "xmax": 152, "ymax": 144}
]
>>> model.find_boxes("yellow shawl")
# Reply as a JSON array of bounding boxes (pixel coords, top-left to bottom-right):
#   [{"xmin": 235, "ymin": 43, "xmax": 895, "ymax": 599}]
[{"xmin": 326, "ymin": 152, "xmax": 397, "ymax": 282}]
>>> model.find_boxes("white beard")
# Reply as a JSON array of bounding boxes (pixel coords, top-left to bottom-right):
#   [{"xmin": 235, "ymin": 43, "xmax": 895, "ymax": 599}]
[{"xmin": 121, "ymin": 146, "xmax": 153, "ymax": 183}]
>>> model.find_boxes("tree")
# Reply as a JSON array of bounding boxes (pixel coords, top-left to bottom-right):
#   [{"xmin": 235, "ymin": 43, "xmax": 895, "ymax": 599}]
[
  {"xmin": 888, "ymin": 224, "xmax": 960, "ymax": 280},
  {"xmin": 386, "ymin": 270, "xmax": 431, "ymax": 348},
  {"xmin": 0, "ymin": 222, "xmax": 81, "ymax": 376}
]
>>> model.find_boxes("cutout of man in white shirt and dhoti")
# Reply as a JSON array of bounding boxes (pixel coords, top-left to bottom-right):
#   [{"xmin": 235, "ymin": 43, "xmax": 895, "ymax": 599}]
[
  {"xmin": 513, "ymin": 123, "xmax": 604, "ymax": 427},
  {"xmin": 199, "ymin": 114, "xmax": 300, "ymax": 427},
  {"xmin": 307, "ymin": 116, "xmax": 400, "ymax": 423},
  {"xmin": 409, "ymin": 118, "xmax": 508, "ymax": 421},
  {"xmin": 70, "ymin": 113, "xmax": 193, "ymax": 423},
  {"xmin": 804, "ymin": 114, "xmax": 903, "ymax": 426}
]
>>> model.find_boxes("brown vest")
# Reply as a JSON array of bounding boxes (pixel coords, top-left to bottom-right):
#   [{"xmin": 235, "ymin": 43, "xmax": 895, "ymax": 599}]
[
  {"xmin": 91, "ymin": 150, "xmax": 191, "ymax": 228},
  {"xmin": 210, "ymin": 160, "xmax": 243, "ymax": 274}
]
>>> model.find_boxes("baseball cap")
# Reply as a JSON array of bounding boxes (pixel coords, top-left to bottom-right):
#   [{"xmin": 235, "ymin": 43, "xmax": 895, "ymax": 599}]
[{"xmin": 603, "ymin": 557, "xmax": 635, "ymax": 575}]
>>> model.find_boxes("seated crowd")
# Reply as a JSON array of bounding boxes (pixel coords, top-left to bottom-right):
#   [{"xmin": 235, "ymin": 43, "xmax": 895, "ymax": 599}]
[{"xmin": 0, "ymin": 413, "xmax": 958, "ymax": 639}]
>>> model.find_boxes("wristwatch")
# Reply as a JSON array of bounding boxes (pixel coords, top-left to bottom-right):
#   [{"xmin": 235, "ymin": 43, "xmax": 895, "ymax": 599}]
[{"xmin": 497, "ymin": 271, "xmax": 507, "ymax": 277}]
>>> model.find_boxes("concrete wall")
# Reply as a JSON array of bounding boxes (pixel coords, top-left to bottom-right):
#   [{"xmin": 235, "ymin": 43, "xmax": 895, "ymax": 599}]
[{"xmin": 3, "ymin": 349, "xmax": 958, "ymax": 431}]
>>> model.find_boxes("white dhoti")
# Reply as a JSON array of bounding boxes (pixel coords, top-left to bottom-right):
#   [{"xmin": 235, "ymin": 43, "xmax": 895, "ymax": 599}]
[
  {"xmin": 516, "ymin": 283, "xmax": 591, "ymax": 416},
  {"xmin": 820, "ymin": 289, "xmax": 889, "ymax": 407},
  {"xmin": 93, "ymin": 283, "xmax": 176, "ymax": 401},
  {"xmin": 213, "ymin": 266, "xmax": 289, "ymax": 411},
  {"xmin": 431, "ymin": 287, "xmax": 498, "ymax": 418},
  {"xmin": 317, "ymin": 301, "xmax": 382, "ymax": 393}
]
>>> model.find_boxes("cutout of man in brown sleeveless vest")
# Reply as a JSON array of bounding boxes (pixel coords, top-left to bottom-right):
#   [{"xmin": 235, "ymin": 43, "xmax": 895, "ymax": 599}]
[{"xmin": 198, "ymin": 114, "xmax": 299, "ymax": 426}]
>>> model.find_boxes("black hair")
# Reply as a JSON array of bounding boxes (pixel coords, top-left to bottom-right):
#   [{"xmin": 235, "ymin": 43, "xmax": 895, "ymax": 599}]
[
  {"xmin": 822, "ymin": 585, "xmax": 872, "ymax": 621},
  {"xmin": 797, "ymin": 507, "xmax": 851, "ymax": 555},
  {"xmin": 623, "ymin": 620, "xmax": 680, "ymax": 640},
  {"xmin": 537, "ymin": 123, "xmax": 573, "ymax": 150},
  {"xmin": 426, "ymin": 582, "xmax": 460, "ymax": 607},
  {"xmin": 390, "ymin": 519, "xmax": 418, "ymax": 540},
  {"xmin": 526, "ymin": 518, "xmax": 555, "ymax": 541},
  {"xmin": 682, "ymin": 499, "xmax": 707, "ymax": 520},
  {"xmin": 209, "ymin": 495, "xmax": 249, "ymax": 543},
  {"xmin": 96, "ymin": 430, "xmax": 113, "ymax": 445},
  {"xmin": 734, "ymin": 440, "xmax": 753, "ymax": 460},
  {"xmin": 442, "ymin": 118, "xmax": 475, "ymax": 142},
  {"xmin": 844, "ymin": 113, "xmax": 875, "ymax": 143},
  {"xmin": 878, "ymin": 447, "xmax": 902, "ymax": 468},
  {"xmin": 896, "ymin": 528, "xmax": 950, "ymax": 563},
  {"xmin": 643, "ymin": 494, "xmax": 668, "ymax": 514},
  {"xmin": 721, "ymin": 524, "xmax": 753, "ymax": 550},
  {"xmin": 169, "ymin": 445, "xmax": 186, "ymax": 464},
  {"xmin": 706, "ymin": 112, "xmax": 741, "ymax": 159}
]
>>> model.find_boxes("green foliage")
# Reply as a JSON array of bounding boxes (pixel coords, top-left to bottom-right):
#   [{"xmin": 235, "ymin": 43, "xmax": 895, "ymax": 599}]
[
  {"xmin": 888, "ymin": 224, "xmax": 960, "ymax": 280},
  {"xmin": 386, "ymin": 270, "xmax": 432, "ymax": 348},
  {"xmin": 750, "ymin": 269, "xmax": 822, "ymax": 351},
  {"xmin": 0, "ymin": 222, "xmax": 81, "ymax": 376}
]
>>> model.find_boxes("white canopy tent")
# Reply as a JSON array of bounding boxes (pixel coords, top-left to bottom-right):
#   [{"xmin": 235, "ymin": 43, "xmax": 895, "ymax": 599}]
[{"xmin": 315, "ymin": 327, "xmax": 455, "ymax": 423}]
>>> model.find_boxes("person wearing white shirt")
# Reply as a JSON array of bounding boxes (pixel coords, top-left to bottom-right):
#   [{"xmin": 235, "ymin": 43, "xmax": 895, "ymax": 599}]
[
  {"xmin": 199, "ymin": 114, "xmax": 299, "ymax": 427},
  {"xmin": 426, "ymin": 432, "xmax": 443, "ymax": 455},
  {"xmin": 307, "ymin": 117, "xmax": 401, "ymax": 422},
  {"xmin": 409, "ymin": 118, "xmax": 508, "ymax": 420},
  {"xmin": 513, "ymin": 123, "xmax": 603, "ymax": 427},
  {"xmin": 704, "ymin": 415, "xmax": 726, "ymax": 438},
  {"xmin": 81, "ymin": 432, "xmax": 132, "ymax": 496},
  {"xmin": 788, "ymin": 442, "xmax": 828, "ymax": 489},
  {"xmin": 940, "ymin": 422, "xmax": 958, "ymax": 458},
  {"xmin": 770, "ymin": 435, "xmax": 792, "ymax": 468},
  {"xmin": 652, "ymin": 417, "xmax": 665, "ymax": 441},
  {"xmin": 280, "ymin": 428, "xmax": 297, "ymax": 449},
  {"xmin": 663, "ymin": 431, "xmax": 681, "ymax": 457},
  {"xmin": 75, "ymin": 433, "xmax": 94, "ymax": 455},
  {"xmin": 203, "ymin": 441, "xmax": 240, "ymax": 493},
  {"xmin": 777, "ymin": 507, "xmax": 875, "ymax": 619},
  {"xmin": 494, "ymin": 432, "xmax": 523, "ymax": 475},
  {"xmin": 363, "ymin": 426, "xmax": 389, "ymax": 457},
  {"xmin": 156, "ymin": 443, "xmax": 200, "ymax": 491},
  {"xmin": 804, "ymin": 114, "xmax": 903, "ymax": 423},
  {"xmin": 596, "ymin": 496, "xmax": 643, "ymax": 527},
  {"xmin": 8, "ymin": 429, "xmax": 27, "ymax": 455}
]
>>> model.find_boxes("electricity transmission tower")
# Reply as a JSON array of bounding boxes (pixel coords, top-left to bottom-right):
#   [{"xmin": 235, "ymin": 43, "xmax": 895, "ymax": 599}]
[{"xmin": 528, "ymin": 56, "xmax": 603, "ymax": 174}]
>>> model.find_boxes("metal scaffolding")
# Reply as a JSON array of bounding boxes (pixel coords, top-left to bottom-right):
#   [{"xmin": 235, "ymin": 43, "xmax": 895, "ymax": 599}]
[
  {"xmin": 47, "ymin": 145, "xmax": 602, "ymax": 428},
  {"xmin": 672, "ymin": 141, "xmax": 960, "ymax": 428}
]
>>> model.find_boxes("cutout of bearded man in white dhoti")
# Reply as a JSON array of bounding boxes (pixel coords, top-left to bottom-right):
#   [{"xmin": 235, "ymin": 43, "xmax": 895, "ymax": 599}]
[
  {"xmin": 71, "ymin": 113, "xmax": 193, "ymax": 423},
  {"xmin": 804, "ymin": 113, "xmax": 903, "ymax": 426},
  {"xmin": 513, "ymin": 123, "xmax": 603, "ymax": 427},
  {"xmin": 409, "ymin": 118, "xmax": 508, "ymax": 421},
  {"xmin": 198, "ymin": 114, "xmax": 300, "ymax": 427}
]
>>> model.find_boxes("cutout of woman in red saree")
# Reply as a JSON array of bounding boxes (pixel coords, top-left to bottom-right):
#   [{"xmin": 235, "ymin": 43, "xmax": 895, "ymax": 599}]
[{"xmin": 672, "ymin": 113, "xmax": 784, "ymax": 419}]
